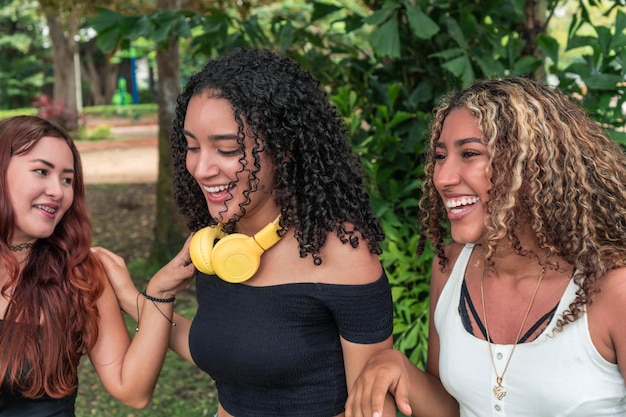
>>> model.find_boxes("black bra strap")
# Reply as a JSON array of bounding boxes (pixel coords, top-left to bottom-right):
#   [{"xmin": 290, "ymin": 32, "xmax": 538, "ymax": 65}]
[
  {"xmin": 519, "ymin": 304, "xmax": 558, "ymax": 343},
  {"xmin": 459, "ymin": 279, "xmax": 488, "ymax": 339},
  {"xmin": 459, "ymin": 278, "xmax": 558, "ymax": 343}
]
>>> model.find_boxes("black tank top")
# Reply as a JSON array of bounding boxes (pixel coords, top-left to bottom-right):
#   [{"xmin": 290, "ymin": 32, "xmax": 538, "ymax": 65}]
[{"xmin": 0, "ymin": 320, "xmax": 77, "ymax": 416}]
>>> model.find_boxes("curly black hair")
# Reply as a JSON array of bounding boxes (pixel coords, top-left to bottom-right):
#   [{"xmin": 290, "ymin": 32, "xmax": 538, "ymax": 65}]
[{"xmin": 172, "ymin": 48, "xmax": 384, "ymax": 265}]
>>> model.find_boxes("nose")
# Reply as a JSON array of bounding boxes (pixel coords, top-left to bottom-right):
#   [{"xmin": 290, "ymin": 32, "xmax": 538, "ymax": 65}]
[
  {"xmin": 433, "ymin": 158, "xmax": 461, "ymax": 189},
  {"xmin": 187, "ymin": 149, "xmax": 219, "ymax": 180},
  {"xmin": 45, "ymin": 178, "xmax": 64, "ymax": 200}
]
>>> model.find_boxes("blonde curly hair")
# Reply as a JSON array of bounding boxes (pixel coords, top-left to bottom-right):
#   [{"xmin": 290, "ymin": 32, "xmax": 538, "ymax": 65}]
[{"xmin": 419, "ymin": 77, "xmax": 626, "ymax": 327}]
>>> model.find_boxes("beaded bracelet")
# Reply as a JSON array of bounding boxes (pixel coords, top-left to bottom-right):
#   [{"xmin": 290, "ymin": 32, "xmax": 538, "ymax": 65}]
[
  {"xmin": 141, "ymin": 290, "xmax": 175, "ymax": 303},
  {"xmin": 135, "ymin": 291, "xmax": 176, "ymax": 332}
]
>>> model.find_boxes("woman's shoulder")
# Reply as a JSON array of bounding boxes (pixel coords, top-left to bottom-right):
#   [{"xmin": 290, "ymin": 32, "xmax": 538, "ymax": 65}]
[
  {"xmin": 593, "ymin": 266, "xmax": 626, "ymax": 304},
  {"xmin": 316, "ymin": 228, "xmax": 382, "ymax": 285},
  {"xmin": 586, "ymin": 265, "xmax": 626, "ymax": 364}
]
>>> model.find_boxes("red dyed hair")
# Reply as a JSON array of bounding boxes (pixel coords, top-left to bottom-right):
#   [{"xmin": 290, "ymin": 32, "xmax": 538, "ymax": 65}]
[{"xmin": 0, "ymin": 116, "xmax": 104, "ymax": 398}]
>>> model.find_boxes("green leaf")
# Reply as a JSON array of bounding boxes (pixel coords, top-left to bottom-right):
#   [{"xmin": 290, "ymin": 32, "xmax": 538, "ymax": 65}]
[
  {"xmin": 87, "ymin": 8, "xmax": 126, "ymax": 32},
  {"xmin": 428, "ymin": 47, "xmax": 464, "ymax": 59},
  {"xmin": 444, "ymin": 16, "xmax": 468, "ymax": 50},
  {"xmin": 127, "ymin": 16, "xmax": 151, "ymax": 39},
  {"xmin": 95, "ymin": 27, "xmax": 121, "ymax": 52},
  {"xmin": 595, "ymin": 25, "xmax": 612, "ymax": 55},
  {"xmin": 278, "ymin": 23, "xmax": 296, "ymax": 52},
  {"xmin": 536, "ymin": 34, "xmax": 560, "ymax": 66},
  {"xmin": 364, "ymin": 7, "xmax": 396, "ymax": 26},
  {"xmin": 311, "ymin": 1, "xmax": 341, "ymax": 22},
  {"xmin": 567, "ymin": 34, "xmax": 598, "ymax": 52},
  {"xmin": 442, "ymin": 55, "xmax": 474, "ymax": 85},
  {"xmin": 511, "ymin": 56, "xmax": 542, "ymax": 76},
  {"xmin": 584, "ymin": 73, "xmax": 623, "ymax": 90},
  {"xmin": 369, "ymin": 17, "xmax": 401, "ymax": 58},
  {"xmin": 388, "ymin": 111, "xmax": 414, "ymax": 129},
  {"xmin": 607, "ymin": 129, "xmax": 626, "ymax": 147},
  {"xmin": 474, "ymin": 55, "xmax": 506, "ymax": 77},
  {"xmin": 610, "ymin": 10, "xmax": 626, "ymax": 50},
  {"xmin": 405, "ymin": 3, "xmax": 439, "ymax": 40}
]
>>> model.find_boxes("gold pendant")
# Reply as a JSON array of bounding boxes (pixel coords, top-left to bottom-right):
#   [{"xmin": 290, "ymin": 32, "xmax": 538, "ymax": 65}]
[{"xmin": 493, "ymin": 384, "xmax": 506, "ymax": 400}]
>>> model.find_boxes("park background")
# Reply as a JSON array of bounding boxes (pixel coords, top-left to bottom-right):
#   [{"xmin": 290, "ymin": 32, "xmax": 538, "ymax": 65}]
[{"xmin": 2, "ymin": 0, "xmax": 626, "ymax": 415}]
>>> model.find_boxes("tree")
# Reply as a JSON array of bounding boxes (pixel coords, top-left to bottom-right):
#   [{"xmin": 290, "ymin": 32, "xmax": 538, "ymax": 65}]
[
  {"xmin": 37, "ymin": 0, "xmax": 84, "ymax": 130},
  {"xmin": 35, "ymin": 0, "xmax": 156, "ymax": 127},
  {"xmin": 151, "ymin": 2, "xmax": 188, "ymax": 263},
  {"xmin": 79, "ymin": 37, "xmax": 120, "ymax": 106}
]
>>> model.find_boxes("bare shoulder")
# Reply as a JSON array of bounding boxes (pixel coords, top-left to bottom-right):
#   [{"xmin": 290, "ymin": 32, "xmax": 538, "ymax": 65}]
[
  {"xmin": 588, "ymin": 266, "xmax": 626, "ymax": 365},
  {"xmin": 594, "ymin": 266, "xmax": 626, "ymax": 312},
  {"xmin": 317, "ymin": 227, "xmax": 383, "ymax": 285}
]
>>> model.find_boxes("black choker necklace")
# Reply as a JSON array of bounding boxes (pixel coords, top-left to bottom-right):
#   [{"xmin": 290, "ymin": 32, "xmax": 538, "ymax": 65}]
[{"xmin": 10, "ymin": 242, "xmax": 34, "ymax": 252}]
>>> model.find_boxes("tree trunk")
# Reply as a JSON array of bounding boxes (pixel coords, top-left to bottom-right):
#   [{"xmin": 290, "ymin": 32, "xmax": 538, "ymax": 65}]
[
  {"xmin": 150, "ymin": 0, "xmax": 187, "ymax": 264},
  {"xmin": 81, "ymin": 38, "xmax": 119, "ymax": 106},
  {"xmin": 45, "ymin": 14, "xmax": 79, "ymax": 131},
  {"xmin": 519, "ymin": 0, "xmax": 549, "ymax": 80}
]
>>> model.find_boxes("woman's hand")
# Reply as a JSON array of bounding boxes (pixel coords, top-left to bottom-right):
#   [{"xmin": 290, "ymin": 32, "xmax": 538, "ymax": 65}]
[
  {"xmin": 92, "ymin": 246, "xmax": 139, "ymax": 314},
  {"xmin": 345, "ymin": 348, "xmax": 413, "ymax": 417},
  {"xmin": 146, "ymin": 233, "xmax": 197, "ymax": 299},
  {"xmin": 92, "ymin": 234, "xmax": 197, "ymax": 314}
]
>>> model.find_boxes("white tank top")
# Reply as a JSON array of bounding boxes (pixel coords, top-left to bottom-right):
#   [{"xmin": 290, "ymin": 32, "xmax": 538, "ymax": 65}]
[{"xmin": 436, "ymin": 244, "xmax": 626, "ymax": 417}]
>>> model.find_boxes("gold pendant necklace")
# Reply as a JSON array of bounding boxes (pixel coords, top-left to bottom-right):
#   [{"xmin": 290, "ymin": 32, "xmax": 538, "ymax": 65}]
[{"xmin": 480, "ymin": 263, "xmax": 545, "ymax": 400}]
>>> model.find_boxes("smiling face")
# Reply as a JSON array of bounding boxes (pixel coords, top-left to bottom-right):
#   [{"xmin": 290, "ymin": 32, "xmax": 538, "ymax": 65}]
[
  {"xmin": 183, "ymin": 95, "xmax": 280, "ymax": 232},
  {"xmin": 433, "ymin": 106, "xmax": 491, "ymax": 244},
  {"xmin": 6, "ymin": 136, "xmax": 75, "ymax": 245}
]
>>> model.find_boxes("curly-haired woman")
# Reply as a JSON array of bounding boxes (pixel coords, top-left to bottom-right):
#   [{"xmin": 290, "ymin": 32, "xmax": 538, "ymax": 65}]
[
  {"xmin": 0, "ymin": 115, "xmax": 195, "ymax": 416},
  {"xmin": 103, "ymin": 48, "xmax": 395, "ymax": 417},
  {"xmin": 346, "ymin": 77, "xmax": 626, "ymax": 417}
]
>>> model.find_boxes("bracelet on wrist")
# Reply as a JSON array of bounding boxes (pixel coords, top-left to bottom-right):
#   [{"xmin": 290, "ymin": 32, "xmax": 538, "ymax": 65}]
[
  {"xmin": 141, "ymin": 290, "xmax": 175, "ymax": 303},
  {"xmin": 135, "ymin": 291, "xmax": 176, "ymax": 331}
]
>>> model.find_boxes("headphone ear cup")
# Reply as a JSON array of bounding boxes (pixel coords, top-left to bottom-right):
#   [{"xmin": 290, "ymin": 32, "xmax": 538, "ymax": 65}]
[
  {"xmin": 212, "ymin": 234, "xmax": 266, "ymax": 283},
  {"xmin": 189, "ymin": 226, "xmax": 226, "ymax": 275}
]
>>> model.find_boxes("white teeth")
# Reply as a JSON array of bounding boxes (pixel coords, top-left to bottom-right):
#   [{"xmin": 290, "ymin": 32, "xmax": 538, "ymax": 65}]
[
  {"xmin": 446, "ymin": 197, "xmax": 479, "ymax": 208},
  {"xmin": 35, "ymin": 205, "xmax": 56, "ymax": 214},
  {"xmin": 204, "ymin": 185, "xmax": 229, "ymax": 193}
]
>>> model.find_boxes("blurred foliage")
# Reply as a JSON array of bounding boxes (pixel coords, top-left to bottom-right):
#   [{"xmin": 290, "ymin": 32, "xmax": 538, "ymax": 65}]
[
  {"xmin": 0, "ymin": 0, "xmax": 51, "ymax": 109},
  {"xmin": 83, "ymin": 103, "xmax": 158, "ymax": 118},
  {"xmin": 0, "ymin": 103, "xmax": 157, "ymax": 124}
]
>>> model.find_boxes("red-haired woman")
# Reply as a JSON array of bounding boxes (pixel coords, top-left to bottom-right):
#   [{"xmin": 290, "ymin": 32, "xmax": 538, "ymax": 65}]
[{"xmin": 0, "ymin": 115, "xmax": 195, "ymax": 416}]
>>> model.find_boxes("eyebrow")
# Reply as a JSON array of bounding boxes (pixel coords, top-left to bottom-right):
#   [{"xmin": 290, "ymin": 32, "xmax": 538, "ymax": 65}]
[
  {"xmin": 183, "ymin": 130, "xmax": 239, "ymax": 141},
  {"xmin": 30, "ymin": 158, "xmax": 75, "ymax": 174},
  {"xmin": 435, "ymin": 137, "xmax": 484, "ymax": 149}
]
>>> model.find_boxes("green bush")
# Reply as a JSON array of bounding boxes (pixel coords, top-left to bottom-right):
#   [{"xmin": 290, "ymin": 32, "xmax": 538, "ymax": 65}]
[
  {"xmin": 0, "ymin": 107, "xmax": 37, "ymax": 119},
  {"xmin": 0, "ymin": 104, "xmax": 157, "ymax": 127},
  {"xmin": 83, "ymin": 103, "xmax": 158, "ymax": 120}
]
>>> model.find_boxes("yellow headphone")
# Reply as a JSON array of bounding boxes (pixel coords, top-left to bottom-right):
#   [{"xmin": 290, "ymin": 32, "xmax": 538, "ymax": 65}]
[{"xmin": 189, "ymin": 215, "xmax": 282, "ymax": 283}]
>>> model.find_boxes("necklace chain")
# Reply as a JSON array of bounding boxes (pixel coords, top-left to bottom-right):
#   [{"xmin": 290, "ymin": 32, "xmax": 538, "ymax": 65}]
[
  {"xmin": 10, "ymin": 242, "xmax": 34, "ymax": 252},
  {"xmin": 480, "ymin": 263, "xmax": 545, "ymax": 400}
]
